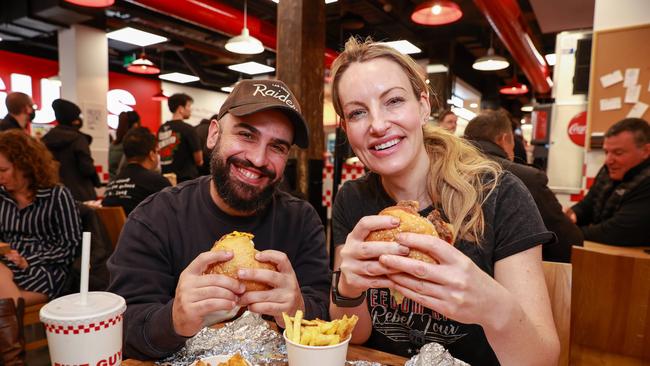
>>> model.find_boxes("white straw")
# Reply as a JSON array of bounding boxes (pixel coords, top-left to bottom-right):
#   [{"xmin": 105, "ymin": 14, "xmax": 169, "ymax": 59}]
[{"xmin": 80, "ymin": 232, "xmax": 91, "ymax": 305}]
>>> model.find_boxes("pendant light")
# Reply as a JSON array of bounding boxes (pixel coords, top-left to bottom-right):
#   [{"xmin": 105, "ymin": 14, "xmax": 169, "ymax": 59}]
[
  {"xmin": 473, "ymin": 33, "xmax": 509, "ymax": 71},
  {"xmin": 152, "ymin": 51, "xmax": 168, "ymax": 101},
  {"xmin": 500, "ymin": 72, "xmax": 528, "ymax": 95},
  {"xmin": 64, "ymin": 0, "xmax": 114, "ymax": 7},
  {"xmin": 411, "ymin": 1, "xmax": 463, "ymax": 26},
  {"xmin": 225, "ymin": 0, "xmax": 264, "ymax": 55},
  {"xmin": 126, "ymin": 51, "xmax": 160, "ymax": 75}
]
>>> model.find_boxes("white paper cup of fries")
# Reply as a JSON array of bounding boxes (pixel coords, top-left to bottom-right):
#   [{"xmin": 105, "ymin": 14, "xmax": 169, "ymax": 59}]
[
  {"xmin": 282, "ymin": 311, "xmax": 358, "ymax": 366},
  {"xmin": 283, "ymin": 329, "xmax": 350, "ymax": 366}
]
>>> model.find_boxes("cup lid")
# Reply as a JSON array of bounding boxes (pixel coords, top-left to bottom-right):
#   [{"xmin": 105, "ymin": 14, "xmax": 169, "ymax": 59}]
[{"xmin": 40, "ymin": 292, "xmax": 126, "ymax": 322}]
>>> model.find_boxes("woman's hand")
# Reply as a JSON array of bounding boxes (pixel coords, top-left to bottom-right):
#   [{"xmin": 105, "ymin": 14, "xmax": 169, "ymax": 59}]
[
  {"xmin": 337, "ymin": 215, "xmax": 410, "ymax": 298},
  {"xmin": 380, "ymin": 232, "xmax": 507, "ymax": 326},
  {"xmin": 4, "ymin": 250, "xmax": 28, "ymax": 270}
]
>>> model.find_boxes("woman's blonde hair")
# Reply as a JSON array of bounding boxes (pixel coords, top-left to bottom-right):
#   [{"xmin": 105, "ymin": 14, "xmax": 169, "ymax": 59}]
[{"xmin": 331, "ymin": 37, "xmax": 501, "ymax": 242}]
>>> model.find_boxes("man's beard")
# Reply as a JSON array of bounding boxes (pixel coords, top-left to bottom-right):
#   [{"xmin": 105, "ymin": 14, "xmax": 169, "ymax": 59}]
[{"xmin": 210, "ymin": 145, "xmax": 280, "ymax": 214}]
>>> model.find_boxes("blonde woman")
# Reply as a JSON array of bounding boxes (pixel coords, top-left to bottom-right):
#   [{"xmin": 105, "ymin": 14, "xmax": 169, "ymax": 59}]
[{"xmin": 329, "ymin": 38, "xmax": 559, "ymax": 366}]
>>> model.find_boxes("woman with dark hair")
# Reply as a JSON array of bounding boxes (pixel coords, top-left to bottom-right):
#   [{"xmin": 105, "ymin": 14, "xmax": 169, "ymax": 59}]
[
  {"xmin": 0, "ymin": 130, "xmax": 81, "ymax": 363},
  {"xmin": 109, "ymin": 110, "xmax": 141, "ymax": 179}
]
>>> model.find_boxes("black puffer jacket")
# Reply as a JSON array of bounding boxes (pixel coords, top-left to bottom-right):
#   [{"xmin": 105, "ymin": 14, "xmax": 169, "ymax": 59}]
[
  {"xmin": 471, "ymin": 139, "xmax": 583, "ymax": 262},
  {"xmin": 42, "ymin": 125, "xmax": 100, "ymax": 201}
]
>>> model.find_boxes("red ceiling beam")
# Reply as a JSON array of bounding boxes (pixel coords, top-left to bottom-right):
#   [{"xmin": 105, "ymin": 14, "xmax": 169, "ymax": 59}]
[
  {"xmin": 473, "ymin": 0, "xmax": 552, "ymax": 94},
  {"xmin": 128, "ymin": 0, "xmax": 338, "ymax": 67}
]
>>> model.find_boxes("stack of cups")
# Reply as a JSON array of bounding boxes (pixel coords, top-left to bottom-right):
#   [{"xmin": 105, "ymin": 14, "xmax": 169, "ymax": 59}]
[{"xmin": 39, "ymin": 231, "xmax": 127, "ymax": 365}]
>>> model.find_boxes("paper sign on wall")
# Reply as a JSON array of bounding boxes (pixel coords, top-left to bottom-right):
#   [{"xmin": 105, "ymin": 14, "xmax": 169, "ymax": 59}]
[
  {"xmin": 599, "ymin": 97, "xmax": 622, "ymax": 111},
  {"xmin": 600, "ymin": 70, "xmax": 623, "ymax": 88},
  {"xmin": 624, "ymin": 68, "xmax": 640, "ymax": 87},
  {"xmin": 627, "ymin": 102, "xmax": 648, "ymax": 118},
  {"xmin": 624, "ymin": 85, "xmax": 641, "ymax": 104}
]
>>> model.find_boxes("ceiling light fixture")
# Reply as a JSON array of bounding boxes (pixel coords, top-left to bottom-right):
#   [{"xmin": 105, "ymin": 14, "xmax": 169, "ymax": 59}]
[
  {"xmin": 473, "ymin": 33, "xmax": 509, "ymax": 71},
  {"xmin": 107, "ymin": 27, "xmax": 168, "ymax": 47},
  {"xmin": 126, "ymin": 52, "xmax": 160, "ymax": 75},
  {"xmin": 500, "ymin": 77, "xmax": 529, "ymax": 95},
  {"xmin": 544, "ymin": 53, "xmax": 556, "ymax": 66},
  {"xmin": 411, "ymin": 1, "xmax": 462, "ymax": 26},
  {"xmin": 228, "ymin": 61, "xmax": 275, "ymax": 75},
  {"xmin": 64, "ymin": 0, "xmax": 114, "ymax": 7},
  {"xmin": 225, "ymin": 0, "xmax": 264, "ymax": 55},
  {"xmin": 159, "ymin": 72, "xmax": 200, "ymax": 84},
  {"xmin": 380, "ymin": 40, "xmax": 421, "ymax": 55},
  {"xmin": 426, "ymin": 64, "xmax": 448, "ymax": 73}
]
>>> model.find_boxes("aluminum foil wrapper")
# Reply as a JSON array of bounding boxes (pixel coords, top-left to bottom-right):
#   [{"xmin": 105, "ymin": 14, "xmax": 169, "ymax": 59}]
[
  {"xmin": 405, "ymin": 343, "xmax": 470, "ymax": 366},
  {"xmin": 158, "ymin": 311, "xmax": 286, "ymax": 365},
  {"xmin": 157, "ymin": 311, "xmax": 386, "ymax": 366}
]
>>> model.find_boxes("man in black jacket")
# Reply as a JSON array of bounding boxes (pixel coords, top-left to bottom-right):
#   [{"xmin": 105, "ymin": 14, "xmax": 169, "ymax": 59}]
[
  {"xmin": 565, "ymin": 118, "xmax": 650, "ymax": 246},
  {"xmin": 42, "ymin": 99, "xmax": 100, "ymax": 201},
  {"xmin": 465, "ymin": 110, "xmax": 583, "ymax": 262}
]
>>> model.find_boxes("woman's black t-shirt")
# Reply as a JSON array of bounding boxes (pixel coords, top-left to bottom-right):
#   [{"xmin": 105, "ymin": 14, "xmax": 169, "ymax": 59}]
[{"xmin": 332, "ymin": 171, "xmax": 554, "ymax": 366}]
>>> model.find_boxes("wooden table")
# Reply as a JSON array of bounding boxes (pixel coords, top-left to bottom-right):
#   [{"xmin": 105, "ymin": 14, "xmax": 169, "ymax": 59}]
[
  {"xmin": 122, "ymin": 344, "xmax": 408, "ymax": 365},
  {"xmin": 583, "ymin": 241, "xmax": 650, "ymax": 258}
]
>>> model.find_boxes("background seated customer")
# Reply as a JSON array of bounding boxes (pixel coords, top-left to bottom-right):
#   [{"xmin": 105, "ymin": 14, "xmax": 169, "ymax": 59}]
[
  {"xmin": 464, "ymin": 110, "xmax": 583, "ymax": 262},
  {"xmin": 0, "ymin": 131, "xmax": 81, "ymax": 364},
  {"xmin": 328, "ymin": 38, "xmax": 559, "ymax": 366},
  {"xmin": 436, "ymin": 109, "xmax": 457, "ymax": 134},
  {"xmin": 565, "ymin": 117, "xmax": 650, "ymax": 246},
  {"xmin": 109, "ymin": 110, "xmax": 141, "ymax": 180},
  {"xmin": 103, "ymin": 127, "xmax": 170, "ymax": 215},
  {"xmin": 107, "ymin": 79, "xmax": 330, "ymax": 360}
]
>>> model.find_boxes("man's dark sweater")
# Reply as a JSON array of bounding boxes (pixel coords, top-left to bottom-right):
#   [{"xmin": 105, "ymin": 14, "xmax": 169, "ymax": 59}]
[
  {"xmin": 571, "ymin": 158, "xmax": 650, "ymax": 246},
  {"xmin": 471, "ymin": 140, "xmax": 583, "ymax": 262},
  {"xmin": 107, "ymin": 176, "xmax": 331, "ymax": 359}
]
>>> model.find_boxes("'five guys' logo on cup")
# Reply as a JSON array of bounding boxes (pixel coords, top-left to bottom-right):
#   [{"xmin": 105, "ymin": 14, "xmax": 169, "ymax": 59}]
[{"xmin": 252, "ymin": 83, "xmax": 297, "ymax": 110}]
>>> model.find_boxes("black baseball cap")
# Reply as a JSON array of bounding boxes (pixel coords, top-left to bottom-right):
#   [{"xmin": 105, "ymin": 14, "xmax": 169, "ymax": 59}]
[{"xmin": 217, "ymin": 79, "xmax": 309, "ymax": 148}]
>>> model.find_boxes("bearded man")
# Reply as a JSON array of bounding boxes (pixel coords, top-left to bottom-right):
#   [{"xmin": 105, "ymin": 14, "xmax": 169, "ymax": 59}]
[{"xmin": 107, "ymin": 80, "xmax": 330, "ymax": 360}]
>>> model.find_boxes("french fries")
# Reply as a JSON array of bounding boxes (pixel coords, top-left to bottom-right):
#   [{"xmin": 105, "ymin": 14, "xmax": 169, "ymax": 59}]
[{"xmin": 282, "ymin": 310, "xmax": 358, "ymax": 346}]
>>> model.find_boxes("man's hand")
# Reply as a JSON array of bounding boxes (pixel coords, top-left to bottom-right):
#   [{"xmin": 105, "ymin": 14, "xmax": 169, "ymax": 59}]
[
  {"xmin": 237, "ymin": 250, "xmax": 304, "ymax": 328},
  {"xmin": 563, "ymin": 207, "xmax": 577, "ymax": 224},
  {"xmin": 172, "ymin": 251, "xmax": 245, "ymax": 337}
]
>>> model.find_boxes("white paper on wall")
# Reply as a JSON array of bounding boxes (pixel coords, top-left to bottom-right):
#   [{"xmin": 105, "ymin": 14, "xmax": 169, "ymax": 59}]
[
  {"xmin": 624, "ymin": 68, "xmax": 640, "ymax": 87},
  {"xmin": 627, "ymin": 102, "xmax": 649, "ymax": 118},
  {"xmin": 600, "ymin": 70, "xmax": 623, "ymax": 88},
  {"xmin": 624, "ymin": 85, "xmax": 641, "ymax": 104},
  {"xmin": 599, "ymin": 97, "xmax": 622, "ymax": 111}
]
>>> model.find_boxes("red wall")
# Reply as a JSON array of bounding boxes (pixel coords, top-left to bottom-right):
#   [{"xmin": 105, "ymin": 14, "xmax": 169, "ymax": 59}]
[
  {"xmin": 0, "ymin": 50, "xmax": 58, "ymax": 111},
  {"xmin": 0, "ymin": 50, "xmax": 162, "ymax": 131}
]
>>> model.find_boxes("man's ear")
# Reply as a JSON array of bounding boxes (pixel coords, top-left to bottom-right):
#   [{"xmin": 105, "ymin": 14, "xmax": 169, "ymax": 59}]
[
  {"xmin": 206, "ymin": 119, "xmax": 220, "ymax": 149},
  {"xmin": 643, "ymin": 143, "xmax": 650, "ymax": 159}
]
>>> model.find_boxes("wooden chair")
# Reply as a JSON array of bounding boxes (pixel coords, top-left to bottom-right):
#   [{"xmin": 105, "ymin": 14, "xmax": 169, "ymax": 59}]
[
  {"xmin": 94, "ymin": 206, "xmax": 127, "ymax": 249},
  {"xmin": 542, "ymin": 261, "xmax": 572, "ymax": 366},
  {"xmin": 570, "ymin": 242, "xmax": 650, "ymax": 365},
  {"xmin": 23, "ymin": 301, "xmax": 48, "ymax": 351}
]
